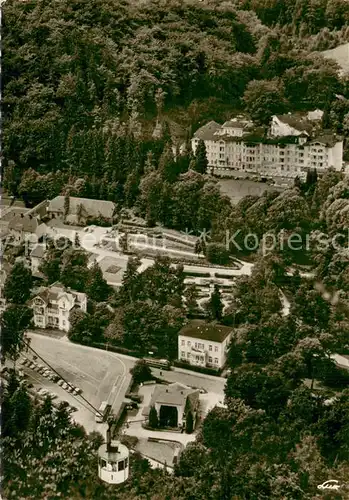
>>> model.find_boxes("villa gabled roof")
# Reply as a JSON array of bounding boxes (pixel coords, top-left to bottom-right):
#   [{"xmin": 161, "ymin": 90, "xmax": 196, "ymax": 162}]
[{"xmin": 33, "ymin": 282, "xmax": 86, "ymax": 305}]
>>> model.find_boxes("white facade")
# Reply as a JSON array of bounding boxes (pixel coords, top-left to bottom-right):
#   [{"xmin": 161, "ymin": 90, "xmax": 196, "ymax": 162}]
[
  {"xmin": 31, "ymin": 282, "xmax": 87, "ymax": 332},
  {"xmin": 178, "ymin": 332, "xmax": 232, "ymax": 369},
  {"xmin": 192, "ymin": 115, "xmax": 343, "ymax": 180},
  {"xmin": 98, "ymin": 442, "xmax": 129, "ymax": 485}
]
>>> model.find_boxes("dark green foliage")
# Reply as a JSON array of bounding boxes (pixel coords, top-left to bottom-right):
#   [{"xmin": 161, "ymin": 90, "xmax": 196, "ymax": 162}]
[
  {"xmin": 194, "ymin": 140, "xmax": 208, "ymax": 175},
  {"xmin": 184, "ymin": 284, "xmax": 199, "ymax": 316},
  {"xmin": 207, "ymin": 285, "xmax": 223, "ymax": 321},
  {"xmin": 205, "ymin": 242, "xmax": 230, "ymax": 265},
  {"xmin": 148, "ymin": 405, "xmax": 159, "ymax": 429},
  {"xmin": 4, "ymin": 261, "xmax": 33, "ymax": 304},
  {"xmin": 39, "ymin": 237, "xmax": 72, "ymax": 284},
  {"xmin": 131, "ymin": 360, "xmax": 152, "ymax": 384},
  {"xmin": 86, "ymin": 263, "xmax": 111, "ymax": 302},
  {"xmin": 1, "ymin": 305, "xmax": 33, "ymax": 361},
  {"xmin": 243, "ymin": 79, "xmax": 289, "ymax": 125},
  {"xmin": 185, "ymin": 411, "xmax": 194, "ymax": 434}
]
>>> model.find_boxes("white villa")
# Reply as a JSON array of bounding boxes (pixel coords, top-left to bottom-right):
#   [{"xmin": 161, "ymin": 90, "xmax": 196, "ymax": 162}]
[
  {"xmin": 31, "ymin": 282, "xmax": 87, "ymax": 332},
  {"xmin": 191, "ymin": 113, "xmax": 343, "ymax": 180},
  {"xmin": 178, "ymin": 321, "xmax": 233, "ymax": 369}
]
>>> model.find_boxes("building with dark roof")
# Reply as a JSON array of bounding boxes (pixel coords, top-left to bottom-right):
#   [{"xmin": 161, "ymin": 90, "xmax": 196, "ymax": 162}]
[
  {"xmin": 145, "ymin": 382, "xmax": 200, "ymax": 429},
  {"xmin": 178, "ymin": 320, "xmax": 233, "ymax": 369}
]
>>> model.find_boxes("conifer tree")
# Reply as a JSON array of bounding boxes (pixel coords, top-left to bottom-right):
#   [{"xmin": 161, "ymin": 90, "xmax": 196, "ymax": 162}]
[
  {"xmin": 207, "ymin": 284, "xmax": 223, "ymax": 321},
  {"xmin": 149, "ymin": 406, "xmax": 159, "ymax": 429},
  {"xmin": 185, "ymin": 411, "xmax": 194, "ymax": 434},
  {"xmin": 86, "ymin": 263, "xmax": 111, "ymax": 302},
  {"xmin": 158, "ymin": 143, "xmax": 176, "ymax": 182},
  {"xmin": 4, "ymin": 261, "xmax": 33, "ymax": 305},
  {"xmin": 194, "ymin": 140, "xmax": 208, "ymax": 174}
]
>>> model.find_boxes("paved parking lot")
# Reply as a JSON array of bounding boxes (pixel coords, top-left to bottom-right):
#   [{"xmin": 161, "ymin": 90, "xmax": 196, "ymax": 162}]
[{"xmin": 26, "ymin": 333, "xmax": 136, "ymax": 432}]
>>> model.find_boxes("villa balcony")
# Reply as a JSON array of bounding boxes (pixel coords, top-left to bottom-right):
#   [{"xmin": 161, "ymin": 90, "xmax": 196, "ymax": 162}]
[{"xmin": 47, "ymin": 308, "xmax": 59, "ymax": 315}]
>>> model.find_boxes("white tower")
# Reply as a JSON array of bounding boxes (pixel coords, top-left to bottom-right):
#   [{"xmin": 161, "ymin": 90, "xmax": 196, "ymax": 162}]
[{"xmin": 98, "ymin": 425, "xmax": 129, "ymax": 484}]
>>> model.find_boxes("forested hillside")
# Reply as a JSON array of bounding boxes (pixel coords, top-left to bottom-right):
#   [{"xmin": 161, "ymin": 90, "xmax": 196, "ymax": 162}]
[
  {"xmin": 3, "ymin": 1, "xmax": 349, "ymax": 498},
  {"xmin": 3, "ymin": 0, "xmax": 349, "ymax": 213}
]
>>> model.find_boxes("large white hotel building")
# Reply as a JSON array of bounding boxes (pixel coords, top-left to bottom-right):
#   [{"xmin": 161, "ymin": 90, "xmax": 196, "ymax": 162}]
[{"xmin": 191, "ymin": 111, "xmax": 343, "ymax": 180}]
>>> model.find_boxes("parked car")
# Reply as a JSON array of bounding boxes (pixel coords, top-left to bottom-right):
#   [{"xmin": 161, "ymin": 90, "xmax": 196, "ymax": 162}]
[
  {"xmin": 58, "ymin": 380, "xmax": 64, "ymax": 386},
  {"xmin": 62, "ymin": 382, "xmax": 68, "ymax": 390}
]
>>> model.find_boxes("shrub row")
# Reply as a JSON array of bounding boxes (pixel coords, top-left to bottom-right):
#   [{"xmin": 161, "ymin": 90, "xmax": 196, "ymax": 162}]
[
  {"xmin": 215, "ymin": 273, "xmax": 237, "ymax": 279},
  {"xmin": 173, "ymin": 360, "xmax": 222, "ymax": 377}
]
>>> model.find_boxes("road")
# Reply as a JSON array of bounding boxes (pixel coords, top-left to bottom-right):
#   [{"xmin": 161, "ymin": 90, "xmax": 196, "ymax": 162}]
[{"xmin": 26, "ymin": 332, "xmax": 136, "ymax": 432}]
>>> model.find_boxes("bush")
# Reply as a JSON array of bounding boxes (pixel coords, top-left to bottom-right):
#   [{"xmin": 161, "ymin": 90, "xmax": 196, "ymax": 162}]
[
  {"xmin": 319, "ymin": 365, "xmax": 349, "ymax": 389},
  {"xmin": 173, "ymin": 360, "xmax": 221, "ymax": 376},
  {"xmin": 205, "ymin": 243, "xmax": 231, "ymax": 265},
  {"xmin": 183, "ymin": 271, "xmax": 211, "ymax": 278},
  {"xmin": 120, "ymin": 435, "xmax": 139, "ymax": 449},
  {"xmin": 215, "ymin": 273, "xmax": 236, "ymax": 279},
  {"xmin": 130, "ymin": 360, "xmax": 153, "ymax": 384},
  {"xmin": 185, "ymin": 411, "xmax": 194, "ymax": 434},
  {"xmin": 149, "ymin": 406, "xmax": 159, "ymax": 429}
]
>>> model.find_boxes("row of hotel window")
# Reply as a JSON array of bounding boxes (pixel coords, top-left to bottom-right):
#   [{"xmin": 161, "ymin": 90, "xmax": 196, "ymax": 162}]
[
  {"xmin": 181, "ymin": 340, "xmax": 219, "ymax": 352},
  {"xmin": 207, "ymin": 145, "xmax": 325, "ymax": 154},
  {"xmin": 214, "ymin": 162, "xmax": 323, "ymax": 170},
  {"xmin": 181, "ymin": 352, "xmax": 219, "ymax": 364}
]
